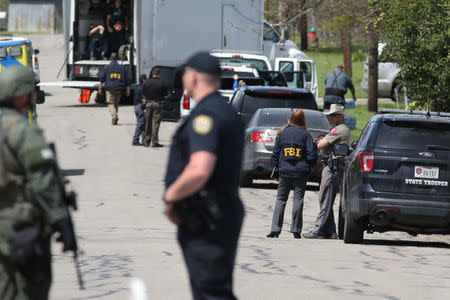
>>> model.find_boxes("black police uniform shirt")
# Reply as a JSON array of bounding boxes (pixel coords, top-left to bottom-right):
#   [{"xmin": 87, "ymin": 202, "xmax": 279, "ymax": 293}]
[
  {"xmin": 133, "ymin": 84, "xmax": 144, "ymax": 106},
  {"xmin": 165, "ymin": 91, "xmax": 244, "ymax": 201},
  {"xmin": 143, "ymin": 78, "xmax": 167, "ymax": 102},
  {"xmin": 271, "ymin": 126, "xmax": 318, "ymax": 178},
  {"xmin": 99, "ymin": 61, "xmax": 129, "ymax": 92}
]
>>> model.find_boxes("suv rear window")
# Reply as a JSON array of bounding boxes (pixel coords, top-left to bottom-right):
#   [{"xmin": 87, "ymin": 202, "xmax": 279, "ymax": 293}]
[
  {"xmin": 376, "ymin": 121, "xmax": 450, "ymax": 149},
  {"xmin": 257, "ymin": 111, "xmax": 290, "ymax": 127},
  {"xmin": 241, "ymin": 94, "xmax": 317, "ymax": 116}
]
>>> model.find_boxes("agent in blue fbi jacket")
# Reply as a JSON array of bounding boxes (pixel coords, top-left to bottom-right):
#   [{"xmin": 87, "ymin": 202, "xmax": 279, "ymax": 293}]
[
  {"xmin": 99, "ymin": 52, "xmax": 130, "ymax": 125},
  {"xmin": 267, "ymin": 109, "xmax": 318, "ymax": 239},
  {"xmin": 163, "ymin": 52, "xmax": 245, "ymax": 300}
]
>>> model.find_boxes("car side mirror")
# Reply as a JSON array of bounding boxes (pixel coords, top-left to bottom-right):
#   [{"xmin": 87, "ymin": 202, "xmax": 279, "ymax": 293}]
[
  {"xmin": 351, "ymin": 140, "xmax": 358, "ymax": 150},
  {"xmin": 333, "ymin": 144, "xmax": 350, "ymax": 156},
  {"xmin": 33, "ymin": 49, "xmax": 40, "ymax": 55}
]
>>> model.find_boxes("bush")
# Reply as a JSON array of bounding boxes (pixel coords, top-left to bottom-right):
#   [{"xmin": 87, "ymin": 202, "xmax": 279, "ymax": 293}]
[{"xmin": 382, "ymin": 0, "xmax": 449, "ymax": 112}]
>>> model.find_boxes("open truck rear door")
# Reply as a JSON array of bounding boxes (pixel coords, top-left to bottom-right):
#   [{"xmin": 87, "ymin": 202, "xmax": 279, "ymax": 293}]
[{"xmin": 275, "ymin": 58, "xmax": 318, "ymax": 100}]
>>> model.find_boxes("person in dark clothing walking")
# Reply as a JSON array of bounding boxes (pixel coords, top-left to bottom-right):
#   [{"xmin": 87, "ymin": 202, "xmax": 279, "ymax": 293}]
[
  {"xmin": 143, "ymin": 67, "xmax": 167, "ymax": 147},
  {"xmin": 132, "ymin": 74, "xmax": 147, "ymax": 146},
  {"xmin": 267, "ymin": 109, "xmax": 318, "ymax": 239},
  {"xmin": 323, "ymin": 65, "xmax": 357, "ymax": 110},
  {"xmin": 99, "ymin": 52, "xmax": 130, "ymax": 125}
]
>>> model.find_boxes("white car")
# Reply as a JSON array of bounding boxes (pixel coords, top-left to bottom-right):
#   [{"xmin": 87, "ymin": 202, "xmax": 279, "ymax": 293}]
[{"xmin": 361, "ymin": 43, "xmax": 401, "ymax": 100}]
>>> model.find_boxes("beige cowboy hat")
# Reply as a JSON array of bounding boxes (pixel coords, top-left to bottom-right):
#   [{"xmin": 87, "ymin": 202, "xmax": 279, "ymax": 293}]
[{"xmin": 323, "ymin": 104, "xmax": 347, "ymax": 115}]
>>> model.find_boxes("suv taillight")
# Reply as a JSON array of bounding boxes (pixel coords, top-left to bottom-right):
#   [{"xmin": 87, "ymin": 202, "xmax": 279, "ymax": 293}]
[
  {"xmin": 34, "ymin": 56, "xmax": 39, "ymax": 71},
  {"xmin": 182, "ymin": 94, "xmax": 190, "ymax": 110},
  {"xmin": 251, "ymin": 131, "xmax": 273, "ymax": 143},
  {"xmin": 359, "ymin": 152, "xmax": 374, "ymax": 173}
]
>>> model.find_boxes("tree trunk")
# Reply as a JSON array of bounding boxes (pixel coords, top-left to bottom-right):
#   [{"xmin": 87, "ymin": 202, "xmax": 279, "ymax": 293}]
[
  {"xmin": 341, "ymin": 28, "xmax": 352, "ymax": 77},
  {"xmin": 367, "ymin": 22, "xmax": 378, "ymax": 112},
  {"xmin": 299, "ymin": 0, "xmax": 308, "ymax": 50}
]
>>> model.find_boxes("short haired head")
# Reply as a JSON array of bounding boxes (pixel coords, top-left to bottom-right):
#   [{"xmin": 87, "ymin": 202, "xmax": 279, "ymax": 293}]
[
  {"xmin": 336, "ymin": 64, "xmax": 344, "ymax": 71},
  {"xmin": 139, "ymin": 74, "xmax": 147, "ymax": 84},
  {"xmin": 151, "ymin": 67, "xmax": 161, "ymax": 77},
  {"xmin": 110, "ymin": 52, "xmax": 118, "ymax": 61},
  {"xmin": 183, "ymin": 51, "xmax": 221, "ymax": 77}
]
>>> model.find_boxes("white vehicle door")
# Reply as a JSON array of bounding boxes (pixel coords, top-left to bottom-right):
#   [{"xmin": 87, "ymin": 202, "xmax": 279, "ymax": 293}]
[{"xmin": 275, "ymin": 58, "xmax": 318, "ymax": 100}]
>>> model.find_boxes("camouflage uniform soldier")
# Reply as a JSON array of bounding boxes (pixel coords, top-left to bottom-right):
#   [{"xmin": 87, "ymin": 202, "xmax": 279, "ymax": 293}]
[{"xmin": 0, "ymin": 67, "xmax": 77, "ymax": 300}]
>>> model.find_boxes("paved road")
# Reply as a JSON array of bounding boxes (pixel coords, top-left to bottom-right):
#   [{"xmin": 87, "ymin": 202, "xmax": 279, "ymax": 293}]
[{"xmin": 27, "ymin": 34, "xmax": 450, "ymax": 300}]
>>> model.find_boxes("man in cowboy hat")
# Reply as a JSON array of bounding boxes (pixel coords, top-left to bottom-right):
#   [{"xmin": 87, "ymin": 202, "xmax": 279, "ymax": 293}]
[{"xmin": 303, "ymin": 104, "xmax": 350, "ymax": 239}]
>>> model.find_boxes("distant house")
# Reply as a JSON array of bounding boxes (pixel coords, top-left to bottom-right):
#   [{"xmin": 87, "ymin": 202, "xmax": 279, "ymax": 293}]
[{"xmin": 8, "ymin": 0, "xmax": 62, "ymax": 33}]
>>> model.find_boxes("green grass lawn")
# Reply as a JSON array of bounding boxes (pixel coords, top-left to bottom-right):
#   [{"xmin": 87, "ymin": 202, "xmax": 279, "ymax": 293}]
[
  {"xmin": 347, "ymin": 102, "xmax": 406, "ymax": 141},
  {"xmin": 303, "ymin": 46, "xmax": 368, "ymax": 99}
]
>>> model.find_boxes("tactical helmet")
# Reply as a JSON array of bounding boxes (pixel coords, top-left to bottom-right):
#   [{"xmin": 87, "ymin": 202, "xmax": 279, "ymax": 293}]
[{"xmin": 0, "ymin": 66, "xmax": 35, "ymax": 103}]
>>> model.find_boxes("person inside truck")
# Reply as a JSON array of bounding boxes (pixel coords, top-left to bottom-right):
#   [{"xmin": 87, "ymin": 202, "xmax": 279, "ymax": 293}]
[
  {"xmin": 87, "ymin": 24, "xmax": 109, "ymax": 60},
  {"xmin": 106, "ymin": 0, "xmax": 129, "ymax": 54}
]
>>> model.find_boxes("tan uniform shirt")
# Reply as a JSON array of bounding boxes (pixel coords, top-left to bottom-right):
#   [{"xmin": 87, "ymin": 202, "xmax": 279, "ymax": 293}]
[{"xmin": 323, "ymin": 122, "xmax": 351, "ymax": 155}]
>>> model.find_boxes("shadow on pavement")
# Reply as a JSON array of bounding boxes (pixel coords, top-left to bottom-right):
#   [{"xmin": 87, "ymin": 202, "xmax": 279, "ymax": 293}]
[
  {"xmin": 54, "ymin": 103, "xmax": 107, "ymax": 108},
  {"xmin": 249, "ymin": 182, "xmax": 320, "ymax": 191},
  {"xmin": 361, "ymin": 239, "xmax": 450, "ymax": 249},
  {"xmin": 61, "ymin": 169, "xmax": 85, "ymax": 176}
]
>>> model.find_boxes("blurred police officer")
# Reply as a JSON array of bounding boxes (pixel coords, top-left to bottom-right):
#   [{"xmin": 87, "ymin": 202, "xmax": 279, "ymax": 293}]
[
  {"xmin": 163, "ymin": 52, "xmax": 245, "ymax": 299},
  {"xmin": 0, "ymin": 67, "xmax": 76, "ymax": 299},
  {"xmin": 303, "ymin": 104, "xmax": 350, "ymax": 239},
  {"xmin": 267, "ymin": 109, "xmax": 318, "ymax": 239},
  {"xmin": 143, "ymin": 67, "xmax": 167, "ymax": 147},
  {"xmin": 99, "ymin": 52, "xmax": 130, "ymax": 125},
  {"xmin": 323, "ymin": 65, "xmax": 357, "ymax": 110},
  {"xmin": 132, "ymin": 74, "xmax": 147, "ymax": 146}
]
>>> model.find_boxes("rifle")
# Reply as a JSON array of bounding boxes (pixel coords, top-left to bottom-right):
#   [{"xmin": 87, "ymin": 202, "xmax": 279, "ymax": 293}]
[{"xmin": 59, "ymin": 190, "xmax": 85, "ymax": 290}]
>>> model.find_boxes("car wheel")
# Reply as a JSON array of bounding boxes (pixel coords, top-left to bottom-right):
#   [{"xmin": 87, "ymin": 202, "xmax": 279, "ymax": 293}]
[
  {"xmin": 338, "ymin": 202, "xmax": 344, "ymax": 240},
  {"xmin": 343, "ymin": 212, "xmax": 364, "ymax": 244},
  {"xmin": 239, "ymin": 172, "xmax": 253, "ymax": 187}
]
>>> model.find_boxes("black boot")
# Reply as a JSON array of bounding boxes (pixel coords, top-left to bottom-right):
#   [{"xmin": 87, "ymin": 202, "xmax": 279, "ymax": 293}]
[
  {"xmin": 293, "ymin": 232, "xmax": 301, "ymax": 239},
  {"xmin": 266, "ymin": 231, "xmax": 280, "ymax": 238}
]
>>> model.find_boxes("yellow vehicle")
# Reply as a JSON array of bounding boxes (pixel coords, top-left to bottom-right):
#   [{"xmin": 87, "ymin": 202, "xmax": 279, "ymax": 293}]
[{"xmin": 0, "ymin": 36, "xmax": 45, "ymax": 123}]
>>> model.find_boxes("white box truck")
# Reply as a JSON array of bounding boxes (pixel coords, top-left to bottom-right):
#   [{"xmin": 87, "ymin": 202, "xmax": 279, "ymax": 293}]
[{"xmin": 40, "ymin": 0, "xmax": 264, "ymax": 119}]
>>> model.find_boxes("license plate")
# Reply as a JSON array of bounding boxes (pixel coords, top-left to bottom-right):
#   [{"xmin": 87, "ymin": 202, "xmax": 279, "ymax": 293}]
[{"xmin": 414, "ymin": 166, "xmax": 439, "ymax": 179}]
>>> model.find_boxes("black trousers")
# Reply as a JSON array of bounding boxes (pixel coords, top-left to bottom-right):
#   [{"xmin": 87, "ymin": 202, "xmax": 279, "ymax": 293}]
[{"xmin": 177, "ymin": 201, "xmax": 244, "ymax": 300}]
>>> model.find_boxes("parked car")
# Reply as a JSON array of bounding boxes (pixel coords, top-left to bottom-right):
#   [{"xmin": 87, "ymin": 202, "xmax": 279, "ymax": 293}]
[
  {"xmin": 338, "ymin": 109, "xmax": 450, "ymax": 243},
  {"xmin": 240, "ymin": 108, "xmax": 330, "ymax": 186},
  {"xmin": 180, "ymin": 69, "xmax": 290, "ymax": 119},
  {"xmin": 361, "ymin": 43, "xmax": 402, "ymax": 101},
  {"xmin": 230, "ymin": 86, "xmax": 318, "ymax": 127}
]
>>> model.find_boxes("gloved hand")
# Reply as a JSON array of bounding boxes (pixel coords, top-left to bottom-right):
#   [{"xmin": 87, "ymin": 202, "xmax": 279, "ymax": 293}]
[{"xmin": 56, "ymin": 217, "xmax": 78, "ymax": 253}]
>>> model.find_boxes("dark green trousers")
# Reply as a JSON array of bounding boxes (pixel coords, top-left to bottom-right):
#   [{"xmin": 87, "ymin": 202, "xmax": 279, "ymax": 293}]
[{"xmin": 0, "ymin": 243, "xmax": 51, "ymax": 300}]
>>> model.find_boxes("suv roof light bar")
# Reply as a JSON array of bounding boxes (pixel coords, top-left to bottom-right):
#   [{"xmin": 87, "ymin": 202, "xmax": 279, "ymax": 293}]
[{"xmin": 378, "ymin": 108, "xmax": 450, "ymax": 117}]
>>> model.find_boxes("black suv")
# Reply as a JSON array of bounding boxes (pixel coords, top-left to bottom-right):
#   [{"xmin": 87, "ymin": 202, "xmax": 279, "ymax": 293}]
[
  {"xmin": 339, "ymin": 110, "xmax": 450, "ymax": 243},
  {"xmin": 230, "ymin": 86, "xmax": 317, "ymax": 126}
]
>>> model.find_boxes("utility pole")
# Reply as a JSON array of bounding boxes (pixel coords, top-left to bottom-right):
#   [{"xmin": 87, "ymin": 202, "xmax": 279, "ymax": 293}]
[
  {"xmin": 367, "ymin": 21, "xmax": 378, "ymax": 112},
  {"xmin": 341, "ymin": 28, "xmax": 352, "ymax": 77},
  {"xmin": 299, "ymin": 0, "xmax": 308, "ymax": 50}
]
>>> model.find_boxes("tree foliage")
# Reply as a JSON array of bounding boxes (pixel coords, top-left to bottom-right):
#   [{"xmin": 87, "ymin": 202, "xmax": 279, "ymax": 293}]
[{"xmin": 382, "ymin": 0, "xmax": 449, "ymax": 112}]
